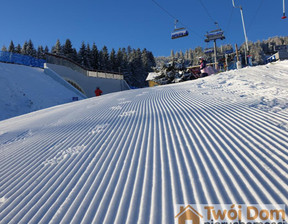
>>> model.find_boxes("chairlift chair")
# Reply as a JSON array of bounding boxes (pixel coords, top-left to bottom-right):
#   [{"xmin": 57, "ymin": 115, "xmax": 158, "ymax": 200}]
[
  {"xmin": 282, "ymin": 0, "xmax": 287, "ymax": 19},
  {"xmin": 171, "ymin": 20, "xmax": 189, "ymax": 39},
  {"xmin": 204, "ymin": 48, "xmax": 214, "ymax": 54}
]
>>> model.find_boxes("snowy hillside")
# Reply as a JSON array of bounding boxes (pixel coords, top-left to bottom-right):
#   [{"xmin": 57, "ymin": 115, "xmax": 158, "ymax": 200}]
[
  {"xmin": 0, "ymin": 61, "xmax": 287, "ymax": 223},
  {"xmin": 0, "ymin": 63, "xmax": 85, "ymax": 121}
]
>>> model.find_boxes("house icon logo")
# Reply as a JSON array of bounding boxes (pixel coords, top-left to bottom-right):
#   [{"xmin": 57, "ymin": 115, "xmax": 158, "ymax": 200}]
[{"xmin": 175, "ymin": 205, "xmax": 203, "ymax": 224}]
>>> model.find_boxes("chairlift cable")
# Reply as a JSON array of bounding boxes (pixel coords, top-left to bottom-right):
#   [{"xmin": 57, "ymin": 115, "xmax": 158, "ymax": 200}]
[
  {"xmin": 247, "ymin": 0, "xmax": 264, "ymax": 32},
  {"xmin": 197, "ymin": 0, "xmax": 218, "ymax": 25},
  {"xmin": 151, "ymin": 0, "xmax": 202, "ymax": 39},
  {"xmin": 151, "ymin": 0, "xmax": 178, "ymax": 21},
  {"xmin": 223, "ymin": 8, "xmax": 234, "ymax": 45}
]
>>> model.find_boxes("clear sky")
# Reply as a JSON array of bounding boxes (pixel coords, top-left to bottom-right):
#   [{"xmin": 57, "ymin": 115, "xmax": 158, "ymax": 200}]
[{"xmin": 0, "ymin": 0, "xmax": 287, "ymax": 56}]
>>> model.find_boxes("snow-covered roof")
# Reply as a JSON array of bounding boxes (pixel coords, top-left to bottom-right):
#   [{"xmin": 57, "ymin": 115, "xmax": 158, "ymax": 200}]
[
  {"xmin": 0, "ymin": 61, "xmax": 287, "ymax": 223},
  {"xmin": 146, "ymin": 72, "xmax": 160, "ymax": 81}
]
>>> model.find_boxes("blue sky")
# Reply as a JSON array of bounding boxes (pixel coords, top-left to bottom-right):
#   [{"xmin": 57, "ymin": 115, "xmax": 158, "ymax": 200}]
[{"xmin": 0, "ymin": 0, "xmax": 287, "ymax": 56}]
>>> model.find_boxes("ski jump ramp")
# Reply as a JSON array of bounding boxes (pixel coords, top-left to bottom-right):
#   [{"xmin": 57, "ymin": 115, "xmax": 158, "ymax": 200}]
[{"xmin": 44, "ymin": 62, "xmax": 130, "ymax": 98}]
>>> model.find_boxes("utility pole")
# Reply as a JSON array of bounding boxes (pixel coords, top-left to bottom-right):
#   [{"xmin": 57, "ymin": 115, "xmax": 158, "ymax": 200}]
[{"xmin": 232, "ymin": 0, "xmax": 249, "ymax": 65}]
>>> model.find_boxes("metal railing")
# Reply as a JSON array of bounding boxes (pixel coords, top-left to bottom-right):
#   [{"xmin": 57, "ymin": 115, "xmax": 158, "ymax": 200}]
[{"xmin": 45, "ymin": 53, "xmax": 123, "ymax": 80}]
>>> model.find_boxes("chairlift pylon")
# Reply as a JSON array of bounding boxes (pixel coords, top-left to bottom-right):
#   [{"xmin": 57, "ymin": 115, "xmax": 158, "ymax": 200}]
[
  {"xmin": 282, "ymin": 0, "xmax": 287, "ymax": 19},
  {"xmin": 171, "ymin": 20, "xmax": 189, "ymax": 39}
]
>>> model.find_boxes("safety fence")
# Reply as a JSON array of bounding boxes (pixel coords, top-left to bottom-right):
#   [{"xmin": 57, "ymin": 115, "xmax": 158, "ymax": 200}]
[
  {"xmin": 45, "ymin": 53, "xmax": 124, "ymax": 80},
  {"xmin": 0, "ymin": 51, "xmax": 46, "ymax": 68}
]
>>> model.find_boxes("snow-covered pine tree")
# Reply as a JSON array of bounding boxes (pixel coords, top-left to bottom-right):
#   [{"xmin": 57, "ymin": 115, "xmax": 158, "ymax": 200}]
[
  {"xmin": 121, "ymin": 47, "xmax": 132, "ymax": 82},
  {"xmin": 1, "ymin": 45, "xmax": 7, "ymax": 51},
  {"xmin": 15, "ymin": 44, "xmax": 22, "ymax": 54},
  {"xmin": 26, "ymin": 39, "xmax": 36, "ymax": 57},
  {"xmin": 21, "ymin": 41, "xmax": 28, "ymax": 55},
  {"xmin": 170, "ymin": 50, "xmax": 175, "ymax": 59},
  {"xmin": 8, "ymin": 41, "xmax": 15, "ymax": 53},
  {"xmin": 109, "ymin": 48, "xmax": 117, "ymax": 72},
  {"xmin": 86, "ymin": 43, "xmax": 92, "ymax": 69},
  {"xmin": 179, "ymin": 50, "xmax": 184, "ymax": 59},
  {"xmin": 52, "ymin": 39, "xmax": 62, "ymax": 55},
  {"xmin": 129, "ymin": 48, "xmax": 145, "ymax": 87},
  {"xmin": 99, "ymin": 46, "xmax": 109, "ymax": 71},
  {"xmin": 62, "ymin": 39, "xmax": 76, "ymax": 60},
  {"xmin": 44, "ymin": 46, "xmax": 49, "ymax": 54},
  {"xmin": 141, "ymin": 48, "xmax": 155, "ymax": 75},
  {"xmin": 115, "ymin": 48, "xmax": 123, "ymax": 73},
  {"xmin": 37, "ymin": 46, "xmax": 44, "ymax": 59},
  {"xmin": 78, "ymin": 42, "xmax": 88, "ymax": 68}
]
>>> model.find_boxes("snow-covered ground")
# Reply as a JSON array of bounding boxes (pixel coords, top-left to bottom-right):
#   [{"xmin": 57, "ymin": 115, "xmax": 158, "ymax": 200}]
[
  {"xmin": 0, "ymin": 61, "xmax": 287, "ymax": 223},
  {"xmin": 0, "ymin": 63, "xmax": 85, "ymax": 121}
]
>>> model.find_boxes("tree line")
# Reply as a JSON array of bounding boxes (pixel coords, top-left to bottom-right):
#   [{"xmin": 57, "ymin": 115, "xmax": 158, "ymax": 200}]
[
  {"xmin": 2, "ymin": 36, "xmax": 287, "ymax": 87},
  {"xmin": 1, "ymin": 39, "xmax": 156, "ymax": 88},
  {"xmin": 156, "ymin": 36, "xmax": 288, "ymax": 67}
]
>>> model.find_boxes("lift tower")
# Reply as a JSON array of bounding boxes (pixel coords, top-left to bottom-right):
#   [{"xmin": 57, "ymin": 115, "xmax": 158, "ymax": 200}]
[{"xmin": 205, "ymin": 26, "xmax": 225, "ymax": 69}]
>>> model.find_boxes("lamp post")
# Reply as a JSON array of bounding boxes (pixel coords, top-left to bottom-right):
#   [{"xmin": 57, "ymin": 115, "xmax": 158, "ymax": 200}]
[{"xmin": 232, "ymin": 0, "xmax": 249, "ymax": 65}]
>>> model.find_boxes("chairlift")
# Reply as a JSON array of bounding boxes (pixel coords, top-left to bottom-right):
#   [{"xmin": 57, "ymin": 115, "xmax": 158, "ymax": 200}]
[
  {"xmin": 225, "ymin": 49, "xmax": 234, "ymax": 54},
  {"xmin": 171, "ymin": 20, "xmax": 189, "ymax": 39},
  {"xmin": 282, "ymin": 0, "xmax": 287, "ymax": 19},
  {"xmin": 204, "ymin": 48, "xmax": 214, "ymax": 54}
]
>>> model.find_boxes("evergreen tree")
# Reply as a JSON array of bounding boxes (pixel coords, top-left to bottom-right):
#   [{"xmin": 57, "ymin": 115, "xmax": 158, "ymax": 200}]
[
  {"xmin": 62, "ymin": 39, "xmax": 74, "ymax": 59},
  {"xmin": 129, "ymin": 48, "xmax": 145, "ymax": 87},
  {"xmin": 142, "ymin": 48, "xmax": 155, "ymax": 73},
  {"xmin": 175, "ymin": 51, "xmax": 180, "ymax": 58},
  {"xmin": 179, "ymin": 50, "xmax": 184, "ymax": 59},
  {"xmin": 86, "ymin": 43, "xmax": 92, "ymax": 69},
  {"xmin": 120, "ymin": 47, "xmax": 132, "ymax": 85},
  {"xmin": 44, "ymin": 46, "xmax": 49, "ymax": 54},
  {"xmin": 127, "ymin": 45, "xmax": 132, "ymax": 56},
  {"xmin": 120, "ymin": 47, "xmax": 130, "ymax": 76},
  {"xmin": 26, "ymin": 39, "xmax": 36, "ymax": 57},
  {"xmin": 99, "ymin": 46, "xmax": 109, "ymax": 71},
  {"xmin": 1, "ymin": 45, "xmax": 7, "ymax": 51},
  {"xmin": 122, "ymin": 48, "xmax": 128, "ymax": 65},
  {"xmin": 91, "ymin": 43, "xmax": 99, "ymax": 70},
  {"xmin": 109, "ymin": 48, "xmax": 117, "ymax": 72},
  {"xmin": 8, "ymin": 41, "xmax": 15, "ymax": 53},
  {"xmin": 15, "ymin": 44, "xmax": 22, "ymax": 54},
  {"xmin": 37, "ymin": 45, "xmax": 44, "ymax": 59},
  {"xmin": 170, "ymin": 49, "xmax": 175, "ymax": 58},
  {"xmin": 78, "ymin": 42, "xmax": 88, "ymax": 67},
  {"xmin": 21, "ymin": 41, "xmax": 28, "ymax": 55},
  {"xmin": 115, "ymin": 48, "xmax": 123, "ymax": 73},
  {"xmin": 52, "ymin": 39, "xmax": 62, "ymax": 55}
]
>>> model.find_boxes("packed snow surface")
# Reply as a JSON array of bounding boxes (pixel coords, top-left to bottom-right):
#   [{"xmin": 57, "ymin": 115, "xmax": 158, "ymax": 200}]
[
  {"xmin": 0, "ymin": 63, "xmax": 84, "ymax": 121},
  {"xmin": 0, "ymin": 61, "xmax": 287, "ymax": 223}
]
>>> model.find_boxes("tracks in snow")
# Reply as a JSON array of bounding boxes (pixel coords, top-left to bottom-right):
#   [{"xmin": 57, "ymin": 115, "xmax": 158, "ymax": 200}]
[{"xmin": 0, "ymin": 85, "xmax": 287, "ymax": 223}]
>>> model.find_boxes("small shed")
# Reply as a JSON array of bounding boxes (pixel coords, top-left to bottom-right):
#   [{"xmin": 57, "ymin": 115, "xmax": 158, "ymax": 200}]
[{"xmin": 146, "ymin": 72, "xmax": 161, "ymax": 87}]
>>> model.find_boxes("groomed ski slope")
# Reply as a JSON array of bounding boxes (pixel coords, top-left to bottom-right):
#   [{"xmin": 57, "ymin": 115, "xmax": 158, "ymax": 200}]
[{"xmin": 0, "ymin": 61, "xmax": 288, "ymax": 223}]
